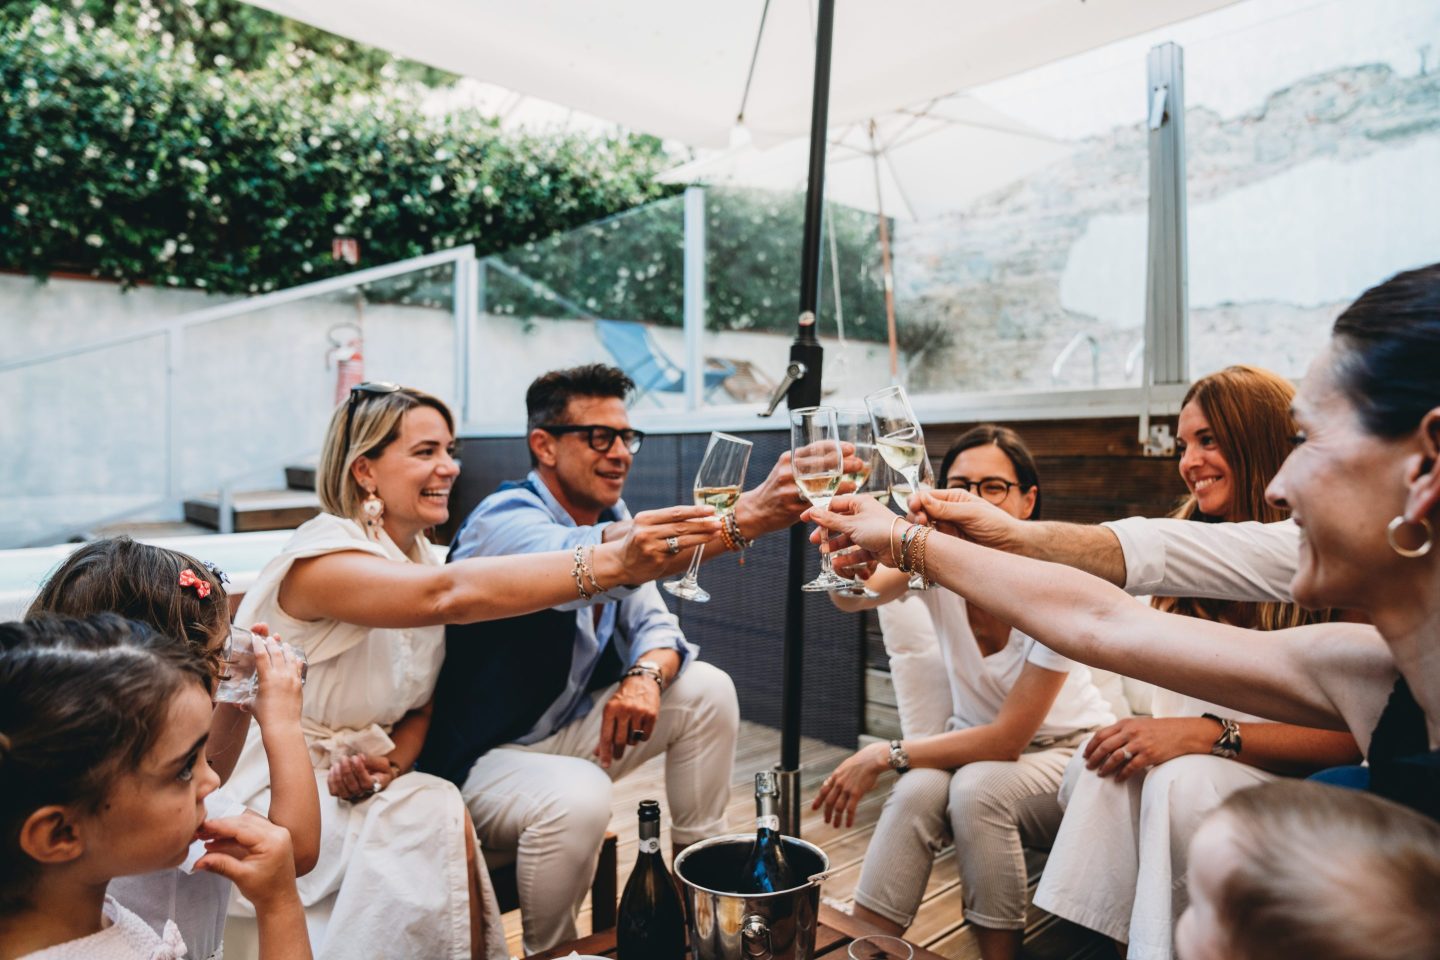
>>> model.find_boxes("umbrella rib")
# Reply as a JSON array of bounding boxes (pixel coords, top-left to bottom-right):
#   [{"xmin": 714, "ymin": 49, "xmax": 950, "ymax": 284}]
[{"xmin": 736, "ymin": 0, "xmax": 773, "ymax": 123}]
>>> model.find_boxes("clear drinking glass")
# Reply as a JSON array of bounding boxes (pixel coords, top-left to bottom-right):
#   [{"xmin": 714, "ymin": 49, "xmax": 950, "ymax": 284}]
[
  {"xmin": 664, "ymin": 431, "xmax": 753, "ymax": 603},
  {"xmin": 834, "ymin": 409, "xmax": 880, "ymax": 598},
  {"xmin": 866, "ymin": 385, "xmax": 931, "ymax": 590},
  {"xmin": 214, "ymin": 625, "xmax": 309, "ymax": 705},
  {"xmin": 848, "ymin": 934, "xmax": 914, "ymax": 960},
  {"xmin": 791, "ymin": 405, "xmax": 857, "ymax": 592}
]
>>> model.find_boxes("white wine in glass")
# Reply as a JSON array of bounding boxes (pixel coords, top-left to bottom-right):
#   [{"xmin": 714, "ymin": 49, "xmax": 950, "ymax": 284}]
[
  {"xmin": 791, "ymin": 406, "xmax": 857, "ymax": 592},
  {"xmin": 664, "ymin": 432, "xmax": 752, "ymax": 603},
  {"xmin": 867, "ymin": 385, "xmax": 931, "ymax": 590}
]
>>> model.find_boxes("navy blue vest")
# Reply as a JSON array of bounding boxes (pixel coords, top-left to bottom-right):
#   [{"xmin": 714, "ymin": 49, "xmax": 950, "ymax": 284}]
[
  {"xmin": 1367, "ymin": 675, "xmax": 1440, "ymax": 822},
  {"xmin": 418, "ymin": 480, "xmax": 625, "ymax": 786}
]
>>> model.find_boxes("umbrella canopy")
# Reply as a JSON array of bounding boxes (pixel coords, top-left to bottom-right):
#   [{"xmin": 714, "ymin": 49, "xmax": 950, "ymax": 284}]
[
  {"xmin": 659, "ymin": 93, "xmax": 1074, "ymax": 220},
  {"xmin": 244, "ymin": 0, "xmax": 1243, "ymax": 148}
]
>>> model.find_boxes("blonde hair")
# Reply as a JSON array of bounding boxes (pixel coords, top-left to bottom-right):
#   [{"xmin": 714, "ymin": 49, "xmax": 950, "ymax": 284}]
[
  {"xmin": 316, "ymin": 386, "xmax": 454, "ymax": 522},
  {"xmin": 1154, "ymin": 365, "xmax": 1332, "ymax": 631},
  {"xmin": 1214, "ymin": 780, "xmax": 1440, "ymax": 960}
]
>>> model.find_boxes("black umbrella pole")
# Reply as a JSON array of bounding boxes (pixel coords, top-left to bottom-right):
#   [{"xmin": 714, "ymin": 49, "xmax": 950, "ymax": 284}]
[{"xmin": 778, "ymin": 0, "xmax": 835, "ymax": 839}]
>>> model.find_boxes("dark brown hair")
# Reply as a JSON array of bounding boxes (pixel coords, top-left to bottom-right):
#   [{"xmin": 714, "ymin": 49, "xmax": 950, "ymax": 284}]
[
  {"xmin": 0, "ymin": 614, "xmax": 212, "ymax": 914},
  {"xmin": 1154, "ymin": 366, "xmax": 1329, "ymax": 631},
  {"xmin": 1214, "ymin": 780, "xmax": 1440, "ymax": 960},
  {"xmin": 27, "ymin": 537, "xmax": 229, "ymax": 680},
  {"xmin": 525, "ymin": 364, "xmax": 635, "ymax": 466},
  {"xmin": 938, "ymin": 424, "xmax": 1043, "ymax": 520},
  {"xmin": 1330, "ymin": 263, "xmax": 1440, "ymax": 439}
]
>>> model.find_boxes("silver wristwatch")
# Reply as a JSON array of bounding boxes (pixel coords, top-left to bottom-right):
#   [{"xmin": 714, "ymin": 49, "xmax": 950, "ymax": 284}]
[{"xmin": 887, "ymin": 738, "xmax": 910, "ymax": 773}]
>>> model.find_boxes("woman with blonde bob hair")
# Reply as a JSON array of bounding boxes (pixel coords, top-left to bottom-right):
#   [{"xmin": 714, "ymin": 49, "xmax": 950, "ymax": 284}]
[
  {"xmin": 1177, "ymin": 779, "xmax": 1440, "ymax": 960},
  {"xmin": 220, "ymin": 383, "xmax": 718, "ymax": 960}
]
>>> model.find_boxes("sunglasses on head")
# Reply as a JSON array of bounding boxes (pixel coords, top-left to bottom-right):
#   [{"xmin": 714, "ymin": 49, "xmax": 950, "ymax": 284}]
[{"xmin": 343, "ymin": 381, "xmax": 403, "ymax": 454}]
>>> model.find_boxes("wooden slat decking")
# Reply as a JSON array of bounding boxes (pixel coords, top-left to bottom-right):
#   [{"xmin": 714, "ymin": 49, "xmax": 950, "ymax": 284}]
[{"xmin": 496, "ymin": 721, "xmax": 1107, "ymax": 959}]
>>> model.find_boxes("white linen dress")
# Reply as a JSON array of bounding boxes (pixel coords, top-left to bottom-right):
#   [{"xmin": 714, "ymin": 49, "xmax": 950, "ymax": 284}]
[{"xmin": 219, "ymin": 513, "xmax": 504, "ymax": 960}]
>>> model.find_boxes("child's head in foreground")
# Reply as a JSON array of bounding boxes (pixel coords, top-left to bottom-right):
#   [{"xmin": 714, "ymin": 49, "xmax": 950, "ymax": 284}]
[
  {"xmin": 1177, "ymin": 778, "xmax": 1440, "ymax": 960},
  {"xmin": 26, "ymin": 536, "xmax": 230, "ymax": 680},
  {"xmin": 0, "ymin": 613, "xmax": 217, "ymax": 915}
]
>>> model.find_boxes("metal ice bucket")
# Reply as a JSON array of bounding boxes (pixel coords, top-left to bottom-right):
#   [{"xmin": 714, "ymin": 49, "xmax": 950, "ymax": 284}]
[{"xmin": 673, "ymin": 833, "xmax": 829, "ymax": 960}]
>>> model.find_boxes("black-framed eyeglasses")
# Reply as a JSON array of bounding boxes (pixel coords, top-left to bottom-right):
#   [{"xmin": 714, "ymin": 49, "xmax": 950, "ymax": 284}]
[
  {"xmin": 540, "ymin": 423, "xmax": 645, "ymax": 455},
  {"xmin": 343, "ymin": 381, "xmax": 403, "ymax": 454},
  {"xmin": 945, "ymin": 476, "xmax": 1024, "ymax": 504}
]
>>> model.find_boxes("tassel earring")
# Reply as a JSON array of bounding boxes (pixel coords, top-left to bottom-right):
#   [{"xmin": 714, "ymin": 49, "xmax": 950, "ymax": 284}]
[{"xmin": 362, "ymin": 488, "xmax": 385, "ymax": 536}]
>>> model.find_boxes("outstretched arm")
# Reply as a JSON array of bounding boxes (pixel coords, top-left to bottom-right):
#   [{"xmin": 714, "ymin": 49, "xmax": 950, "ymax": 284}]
[
  {"xmin": 808, "ymin": 495, "xmax": 1395, "ymax": 739},
  {"xmin": 280, "ymin": 505, "xmax": 718, "ymax": 628}
]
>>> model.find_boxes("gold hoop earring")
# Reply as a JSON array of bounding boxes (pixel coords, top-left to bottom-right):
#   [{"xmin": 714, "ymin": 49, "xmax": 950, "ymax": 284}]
[
  {"xmin": 1387, "ymin": 515, "xmax": 1433, "ymax": 558},
  {"xmin": 362, "ymin": 489, "xmax": 385, "ymax": 536}
]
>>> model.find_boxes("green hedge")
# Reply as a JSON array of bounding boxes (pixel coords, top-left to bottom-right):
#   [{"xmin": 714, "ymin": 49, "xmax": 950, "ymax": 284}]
[{"xmin": 0, "ymin": 4, "xmax": 674, "ymax": 294}]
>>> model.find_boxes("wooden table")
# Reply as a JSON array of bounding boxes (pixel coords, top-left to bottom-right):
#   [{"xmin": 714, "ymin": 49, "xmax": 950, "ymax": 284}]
[{"xmin": 524, "ymin": 903, "xmax": 948, "ymax": 959}]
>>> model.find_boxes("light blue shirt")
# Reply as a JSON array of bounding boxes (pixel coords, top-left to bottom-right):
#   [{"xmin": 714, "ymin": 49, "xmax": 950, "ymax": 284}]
[{"xmin": 448, "ymin": 470, "xmax": 697, "ymax": 744}]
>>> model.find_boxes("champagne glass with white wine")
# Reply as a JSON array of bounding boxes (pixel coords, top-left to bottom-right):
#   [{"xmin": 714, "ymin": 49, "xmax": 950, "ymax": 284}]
[
  {"xmin": 834, "ymin": 410, "xmax": 880, "ymax": 598},
  {"xmin": 790, "ymin": 406, "xmax": 856, "ymax": 591},
  {"xmin": 664, "ymin": 431, "xmax": 752, "ymax": 603},
  {"xmin": 866, "ymin": 385, "xmax": 932, "ymax": 589}
]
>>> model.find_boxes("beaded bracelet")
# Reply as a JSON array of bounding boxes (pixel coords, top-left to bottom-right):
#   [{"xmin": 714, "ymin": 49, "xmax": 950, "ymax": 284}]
[
  {"xmin": 583, "ymin": 544, "xmax": 605, "ymax": 596},
  {"xmin": 571, "ymin": 545, "xmax": 594, "ymax": 600}
]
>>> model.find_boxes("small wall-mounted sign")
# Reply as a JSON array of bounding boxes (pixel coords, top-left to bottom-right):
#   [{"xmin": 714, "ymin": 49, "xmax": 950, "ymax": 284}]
[{"xmin": 332, "ymin": 238, "xmax": 360, "ymax": 265}]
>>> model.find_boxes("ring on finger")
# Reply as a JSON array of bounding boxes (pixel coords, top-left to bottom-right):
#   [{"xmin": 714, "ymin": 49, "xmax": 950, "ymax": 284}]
[
  {"xmin": 628, "ymin": 729, "xmax": 646, "ymax": 744},
  {"xmin": 665, "ymin": 535, "xmax": 681, "ymax": 555},
  {"xmin": 1121, "ymin": 748, "xmax": 1134, "ymax": 762}
]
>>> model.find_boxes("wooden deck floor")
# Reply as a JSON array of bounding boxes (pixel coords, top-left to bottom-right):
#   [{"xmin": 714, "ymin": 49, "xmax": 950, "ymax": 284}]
[{"xmin": 499, "ymin": 721, "xmax": 1108, "ymax": 959}]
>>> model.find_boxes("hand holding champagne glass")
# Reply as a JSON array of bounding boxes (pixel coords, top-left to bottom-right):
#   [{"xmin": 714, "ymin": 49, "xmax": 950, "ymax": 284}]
[
  {"xmin": 866, "ymin": 385, "xmax": 931, "ymax": 589},
  {"xmin": 664, "ymin": 431, "xmax": 752, "ymax": 603},
  {"xmin": 834, "ymin": 410, "xmax": 880, "ymax": 597},
  {"xmin": 790, "ymin": 406, "xmax": 860, "ymax": 592}
]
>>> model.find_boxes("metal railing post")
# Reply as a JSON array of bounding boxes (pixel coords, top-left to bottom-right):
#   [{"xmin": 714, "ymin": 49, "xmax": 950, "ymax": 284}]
[
  {"xmin": 165, "ymin": 326, "xmax": 182, "ymax": 501},
  {"xmin": 453, "ymin": 250, "xmax": 478, "ymax": 426},
  {"xmin": 1141, "ymin": 42, "xmax": 1188, "ymax": 455},
  {"xmin": 682, "ymin": 186, "xmax": 707, "ymax": 411}
]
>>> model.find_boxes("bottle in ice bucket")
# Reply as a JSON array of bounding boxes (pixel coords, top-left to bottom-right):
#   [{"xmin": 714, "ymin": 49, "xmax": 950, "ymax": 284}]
[
  {"xmin": 617, "ymin": 800, "xmax": 686, "ymax": 960},
  {"xmin": 738, "ymin": 771, "xmax": 795, "ymax": 894}
]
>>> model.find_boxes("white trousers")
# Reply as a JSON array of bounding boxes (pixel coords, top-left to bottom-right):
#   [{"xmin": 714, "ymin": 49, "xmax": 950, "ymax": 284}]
[
  {"xmin": 459, "ymin": 661, "xmax": 739, "ymax": 954},
  {"xmin": 1034, "ymin": 748, "xmax": 1274, "ymax": 960},
  {"xmin": 853, "ymin": 736, "xmax": 1083, "ymax": 932}
]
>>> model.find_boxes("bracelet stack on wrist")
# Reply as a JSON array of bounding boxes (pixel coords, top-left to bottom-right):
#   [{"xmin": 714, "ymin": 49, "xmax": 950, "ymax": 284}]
[
  {"xmin": 571, "ymin": 545, "xmax": 606, "ymax": 600},
  {"xmin": 719, "ymin": 511, "xmax": 754, "ymax": 564},
  {"xmin": 624, "ymin": 661, "xmax": 666, "ymax": 692}
]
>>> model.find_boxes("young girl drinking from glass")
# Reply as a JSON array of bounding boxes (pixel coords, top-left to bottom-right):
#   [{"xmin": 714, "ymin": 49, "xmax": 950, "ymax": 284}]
[
  {"xmin": 0, "ymin": 613, "xmax": 309, "ymax": 960},
  {"xmin": 26, "ymin": 538, "xmax": 319, "ymax": 959}
]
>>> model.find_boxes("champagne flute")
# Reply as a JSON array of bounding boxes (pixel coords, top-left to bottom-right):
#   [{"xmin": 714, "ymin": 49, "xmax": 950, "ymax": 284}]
[
  {"xmin": 834, "ymin": 410, "xmax": 880, "ymax": 599},
  {"xmin": 866, "ymin": 385, "xmax": 931, "ymax": 590},
  {"xmin": 790, "ymin": 406, "xmax": 857, "ymax": 592},
  {"xmin": 664, "ymin": 431, "xmax": 752, "ymax": 602}
]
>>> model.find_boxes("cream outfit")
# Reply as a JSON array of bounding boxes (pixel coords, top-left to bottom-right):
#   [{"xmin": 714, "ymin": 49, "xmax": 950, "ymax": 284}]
[
  {"xmin": 1035, "ymin": 685, "xmax": 1276, "ymax": 960},
  {"xmin": 19, "ymin": 897, "xmax": 186, "ymax": 960},
  {"xmin": 1104, "ymin": 516, "xmax": 1299, "ymax": 603},
  {"xmin": 853, "ymin": 590, "xmax": 1114, "ymax": 930},
  {"xmin": 219, "ymin": 513, "xmax": 504, "ymax": 960}
]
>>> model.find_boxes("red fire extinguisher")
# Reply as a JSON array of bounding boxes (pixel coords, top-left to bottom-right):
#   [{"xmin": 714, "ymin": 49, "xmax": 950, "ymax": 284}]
[{"xmin": 328, "ymin": 321, "xmax": 364, "ymax": 407}]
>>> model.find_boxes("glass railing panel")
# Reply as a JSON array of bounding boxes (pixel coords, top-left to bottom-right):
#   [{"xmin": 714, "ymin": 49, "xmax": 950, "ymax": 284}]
[
  {"xmin": 1182, "ymin": 0, "xmax": 1440, "ymax": 379},
  {"xmin": 470, "ymin": 196, "xmax": 687, "ymax": 423},
  {"xmin": 0, "ymin": 332, "xmax": 169, "ymax": 546}
]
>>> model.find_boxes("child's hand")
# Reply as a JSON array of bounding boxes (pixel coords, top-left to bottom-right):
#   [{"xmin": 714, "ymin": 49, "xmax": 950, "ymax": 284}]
[
  {"xmin": 249, "ymin": 631, "xmax": 305, "ymax": 730},
  {"xmin": 194, "ymin": 815, "xmax": 300, "ymax": 908}
]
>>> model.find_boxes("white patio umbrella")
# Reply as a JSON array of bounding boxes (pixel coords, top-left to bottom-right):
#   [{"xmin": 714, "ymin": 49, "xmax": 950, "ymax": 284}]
[{"xmin": 243, "ymin": 0, "xmax": 1243, "ymax": 148}]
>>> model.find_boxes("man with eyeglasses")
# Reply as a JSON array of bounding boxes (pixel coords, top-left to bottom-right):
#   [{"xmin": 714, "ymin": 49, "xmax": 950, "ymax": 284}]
[{"xmin": 419, "ymin": 363, "xmax": 806, "ymax": 954}]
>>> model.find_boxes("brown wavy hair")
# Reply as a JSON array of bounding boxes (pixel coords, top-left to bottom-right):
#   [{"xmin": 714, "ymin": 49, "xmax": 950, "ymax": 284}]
[
  {"xmin": 1153, "ymin": 365, "xmax": 1330, "ymax": 630},
  {"xmin": 27, "ymin": 537, "xmax": 229, "ymax": 680},
  {"xmin": 0, "ymin": 614, "xmax": 211, "ymax": 914}
]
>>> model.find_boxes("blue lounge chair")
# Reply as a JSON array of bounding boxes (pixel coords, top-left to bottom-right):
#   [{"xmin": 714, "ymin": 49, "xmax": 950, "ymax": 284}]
[{"xmin": 595, "ymin": 319, "xmax": 734, "ymax": 406}]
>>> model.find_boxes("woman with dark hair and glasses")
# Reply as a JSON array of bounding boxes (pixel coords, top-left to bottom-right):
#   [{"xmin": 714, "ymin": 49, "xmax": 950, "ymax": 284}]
[
  {"xmin": 816, "ymin": 425, "xmax": 1115, "ymax": 960},
  {"xmin": 220, "ymin": 383, "xmax": 718, "ymax": 960}
]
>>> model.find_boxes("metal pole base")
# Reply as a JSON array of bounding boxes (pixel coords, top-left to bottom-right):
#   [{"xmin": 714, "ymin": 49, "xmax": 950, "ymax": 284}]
[{"xmin": 774, "ymin": 765, "xmax": 802, "ymax": 838}]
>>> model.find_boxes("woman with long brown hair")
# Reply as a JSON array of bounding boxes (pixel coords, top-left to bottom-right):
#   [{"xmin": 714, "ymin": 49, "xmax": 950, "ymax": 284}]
[{"xmin": 1031, "ymin": 366, "xmax": 1360, "ymax": 960}]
